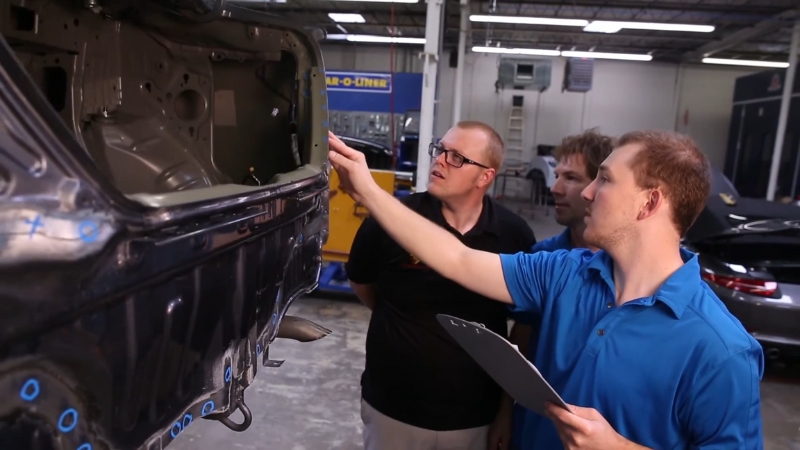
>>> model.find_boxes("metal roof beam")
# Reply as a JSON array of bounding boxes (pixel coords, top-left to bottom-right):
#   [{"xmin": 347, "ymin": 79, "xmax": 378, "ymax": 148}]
[{"xmin": 683, "ymin": 9, "xmax": 800, "ymax": 60}]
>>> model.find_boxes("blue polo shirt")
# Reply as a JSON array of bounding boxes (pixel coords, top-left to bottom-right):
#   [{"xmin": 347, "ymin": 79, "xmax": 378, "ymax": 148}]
[
  {"xmin": 502, "ymin": 247, "xmax": 764, "ymax": 449},
  {"xmin": 510, "ymin": 228, "xmax": 574, "ymax": 332},
  {"xmin": 510, "ymin": 229, "xmax": 573, "ymax": 449}
]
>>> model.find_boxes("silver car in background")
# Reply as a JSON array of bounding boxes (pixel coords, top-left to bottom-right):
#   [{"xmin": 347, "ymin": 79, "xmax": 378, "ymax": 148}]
[{"xmin": 684, "ymin": 168, "xmax": 800, "ymax": 362}]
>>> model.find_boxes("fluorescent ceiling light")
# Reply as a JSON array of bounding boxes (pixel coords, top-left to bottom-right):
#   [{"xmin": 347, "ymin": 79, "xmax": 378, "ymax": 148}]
[
  {"xmin": 471, "ymin": 46, "xmax": 651, "ymax": 62},
  {"xmin": 584, "ymin": 20, "xmax": 714, "ymax": 33},
  {"xmin": 472, "ymin": 46, "xmax": 560, "ymax": 56},
  {"xmin": 328, "ymin": 13, "xmax": 365, "ymax": 23},
  {"xmin": 325, "ymin": 34, "xmax": 425, "ymax": 44},
  {"xmin": 470, "ymin": 15, "xmax": 588, "ymax": 27},
  {"xmin": 467, "ymin": 16, "xmax": 713, "ymax": 34},
  {"xmin": 562, "ymin": 50, "xmax": 652, "ymax": 61},
  {"xmin": 583, "ymin": 22, "xmax": 624, "ymax": 33},
  {"xmin": 702, "ymin": 57, "xmax": 789, "ymax": 68},
  {"xmin": 326, "ymin": 0, "xmax": 417, "ymax": 2}
]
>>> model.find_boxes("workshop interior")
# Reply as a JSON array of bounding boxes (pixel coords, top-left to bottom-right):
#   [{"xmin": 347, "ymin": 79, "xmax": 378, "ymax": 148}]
[{"xmin": 0, "ymin": 0, "xmax": 798, "ymax": 449}]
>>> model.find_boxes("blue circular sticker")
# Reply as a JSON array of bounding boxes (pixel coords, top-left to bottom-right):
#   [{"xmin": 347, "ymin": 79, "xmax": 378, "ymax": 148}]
[
  {"xmin": 78, "ymin": 221, "xmax": 99, "ymax": 243},
  {"xmin": 20, "ymin": 378, "xmax": 40, "ymax": 402},
  {"xmin": 58, "ymin": 408, "xmax": 78, "ymax": 433}
]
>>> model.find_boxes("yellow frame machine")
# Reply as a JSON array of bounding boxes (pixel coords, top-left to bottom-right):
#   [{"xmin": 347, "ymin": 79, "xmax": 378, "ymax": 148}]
[{"xmin": 317, "ymin": 168, "xmax": 411, "ymax": 293}]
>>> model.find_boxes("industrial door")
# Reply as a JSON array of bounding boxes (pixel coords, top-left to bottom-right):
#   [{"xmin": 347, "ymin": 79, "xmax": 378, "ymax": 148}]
[
  {"xmin": 781, "ymin": 98, "xmax": 800, "ymax": 200},
  {"xmin": 729, "ymin": 100, "xmax": 781, "ymax": 198}
]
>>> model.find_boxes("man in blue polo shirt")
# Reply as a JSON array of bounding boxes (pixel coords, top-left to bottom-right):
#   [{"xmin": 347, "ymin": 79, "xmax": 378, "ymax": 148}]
[
  {"xmin": 327, "ymin": 129, "xmax": 764, "ymax": 449},
  {"xmin": 508, "ymin": 128, "xmax": 613, "ymax": 361},
  {"xmin": 508, "ymin": 129, "xmax": 614, "ymax": 450}
]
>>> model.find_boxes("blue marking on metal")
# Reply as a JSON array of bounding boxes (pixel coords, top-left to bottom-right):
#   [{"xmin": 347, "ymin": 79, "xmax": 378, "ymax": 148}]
[
  {"xmin": 78, "ymin": 221, "xmax": 99, "ymax": 243},
  {"xmin": 24, "ymin": 215, "xmax": 43, "ymax": 239},
  {"xmin": 20, "ymin": 378, "xmax": 40, "ymax": 401},
  {"xmin": 58, "ymin": 408, "xmax": 79, "ymax": 433},
  {"xmin": 202, "ymin": 400, "xmax": 215, "ymax": 416}
]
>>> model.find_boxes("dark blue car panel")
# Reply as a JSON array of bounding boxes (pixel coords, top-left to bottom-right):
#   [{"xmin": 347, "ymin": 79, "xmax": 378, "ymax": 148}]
[{"xmin": 0, "ymin": 1, "xmax": 330, "ymax": 449}]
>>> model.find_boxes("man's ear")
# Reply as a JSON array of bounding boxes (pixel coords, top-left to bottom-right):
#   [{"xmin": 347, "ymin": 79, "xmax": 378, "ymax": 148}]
[
  {"xmin": 637, "ymin": 188, "xmax": 663, "ymax": 220},
  {"xmin": 478, "ymin": 169, "xmax": 496, "ymax": 188}
]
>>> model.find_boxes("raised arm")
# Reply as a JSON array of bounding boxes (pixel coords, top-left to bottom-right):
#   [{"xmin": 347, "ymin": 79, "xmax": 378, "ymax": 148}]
[
  {"xmin": 361, "ymin": 174, "xmax": 511, "ymax": 303},
  {"xmin": 328, "ymin": 132, "xmax": 513, "ymax": 304}
]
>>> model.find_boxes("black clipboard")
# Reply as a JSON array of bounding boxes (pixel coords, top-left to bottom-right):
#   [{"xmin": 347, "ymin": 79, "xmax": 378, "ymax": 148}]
[{"xmin": 436, "ymin": 314, "xmax": 571, "ymax": 417}]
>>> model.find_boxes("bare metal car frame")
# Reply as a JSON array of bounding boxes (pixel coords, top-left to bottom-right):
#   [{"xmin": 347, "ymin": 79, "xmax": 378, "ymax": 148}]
[{"xmin": 0, "ymin": 1, "xmax": 331, "ymax": 449}]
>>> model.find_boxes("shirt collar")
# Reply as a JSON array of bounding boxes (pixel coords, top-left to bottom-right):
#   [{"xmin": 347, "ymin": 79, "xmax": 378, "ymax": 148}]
[
  {"xmin": 532, "ymin": 228, "xmax": 574, "ymax": 252},
  {"xmin": 427, "ymin": 193, "xmax": 499, "ymax": 237},
  {"xmin": 585, "ymin": 248, "xmax": 700, "ymax": 319},
  {"xmin": 554, "ymin": 228, "xmax": 573, "ymax": 249}
]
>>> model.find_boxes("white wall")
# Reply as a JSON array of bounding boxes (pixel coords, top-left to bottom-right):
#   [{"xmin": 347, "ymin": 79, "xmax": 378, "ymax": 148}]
[
  {"xmin": 320, "ymin": 43, "xmax": 756, "ymax": 170},
  {"xmin": 435, "ymin": 55, "xmax": 682, "ymax": 156},
  {"xmin": 673, "ymin": 64, "xmax": 757, "ymax": 169},
  {"xmin": 321, "ymin": 43, "xmax": 423, "ymax": 73}
]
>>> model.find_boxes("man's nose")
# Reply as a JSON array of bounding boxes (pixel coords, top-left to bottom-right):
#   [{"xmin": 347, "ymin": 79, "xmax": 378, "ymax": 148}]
[
  {"xmin": 581, "ymin": 180, "xmax": 596, "ymax": 202},
  {"xmin": 551, "ymin": 178, "xmax": 565, "ymax": 196}
]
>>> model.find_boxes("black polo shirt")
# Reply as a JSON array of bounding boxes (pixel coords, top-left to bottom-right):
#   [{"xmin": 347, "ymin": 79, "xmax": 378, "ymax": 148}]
[{"xmin": 345, "ymin": 192, "xmax": 536, "ymax": 431}]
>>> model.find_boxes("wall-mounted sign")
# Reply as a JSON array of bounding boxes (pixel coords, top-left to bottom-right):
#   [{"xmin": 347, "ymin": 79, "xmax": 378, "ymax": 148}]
[
  {"xmin": 326, "ymin": 71, "xmax": 392, "ymax": 93},
  {"xmin": 326, "ymin": 71, "xmax": 421, "ymax": 114},
  {"xmin": 768, "ymin": 73, "xmax": 782, "ymax": 92}
]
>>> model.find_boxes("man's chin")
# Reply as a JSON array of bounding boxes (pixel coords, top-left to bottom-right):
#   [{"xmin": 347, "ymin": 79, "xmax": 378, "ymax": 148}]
[
  {"xmin": 583, "ymin": 227, "xmax": 608, "ymax": 250},
  {"xmin": 554, "ymin": 212, "xmax": 577, "ymax": 227},
  {"xmin": 426, "ymin": 183, "xmax": 443, "ymax": 197}
]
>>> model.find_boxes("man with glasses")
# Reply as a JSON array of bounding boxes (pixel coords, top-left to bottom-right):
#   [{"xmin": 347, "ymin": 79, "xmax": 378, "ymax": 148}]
[{"xmin": 345, "ymin": 121, "xmax": 536, "ymax": 450}]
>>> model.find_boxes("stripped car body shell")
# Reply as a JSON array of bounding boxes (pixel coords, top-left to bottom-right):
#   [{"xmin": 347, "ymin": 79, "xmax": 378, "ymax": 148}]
[{"xmin": 0, "ymin": 1, "xmax": 331, "ymax": 449}]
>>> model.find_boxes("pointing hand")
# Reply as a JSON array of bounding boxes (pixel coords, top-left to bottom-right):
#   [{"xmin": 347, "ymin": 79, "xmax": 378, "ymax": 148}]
[{"xmin": 327, "ymin": 131, "xmax": 378, "ymax": 204}]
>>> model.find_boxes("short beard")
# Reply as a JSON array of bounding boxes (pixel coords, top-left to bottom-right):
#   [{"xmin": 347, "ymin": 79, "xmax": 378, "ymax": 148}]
[
  {"xmin": 586, "ymin": 224, "xmax": 635, "ymax": 251},
  {"xmin": 556, "ymin": 212, "xmax": 582, "ymax": 228}
]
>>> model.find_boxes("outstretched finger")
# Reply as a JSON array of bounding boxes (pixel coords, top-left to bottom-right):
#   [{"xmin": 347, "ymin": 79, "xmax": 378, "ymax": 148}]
[
  {"xmin": 327, "ymin": 130, "xmax": 345, "ymax": 146},
  {"xmin": 328, "ymin": 150, "xmax": 354, "ymax": 173},
  {"xmin": 327, "ymin": 131, "xmax": 362, "ymax": 161}
]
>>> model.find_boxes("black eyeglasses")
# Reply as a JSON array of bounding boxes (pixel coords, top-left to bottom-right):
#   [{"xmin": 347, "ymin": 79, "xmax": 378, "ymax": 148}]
[{"xmin": 428, "ymin": 143, "xmax": 490, "ymax": 169}]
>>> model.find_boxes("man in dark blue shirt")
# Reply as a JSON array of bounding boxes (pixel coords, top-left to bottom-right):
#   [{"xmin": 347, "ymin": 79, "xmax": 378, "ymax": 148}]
[
  {"xmin": 327, "ymin": 129, "xmax": 764, "ymax": 449},
  {"xmin": 508, "ymin": 129, "xmax": 615, "ymax": 450}
]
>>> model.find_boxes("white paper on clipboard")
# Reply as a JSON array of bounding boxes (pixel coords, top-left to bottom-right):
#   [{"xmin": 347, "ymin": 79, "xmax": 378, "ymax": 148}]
[{"xmin": 436, "ymin": 314, "xmax": 571, "ymax": 417}]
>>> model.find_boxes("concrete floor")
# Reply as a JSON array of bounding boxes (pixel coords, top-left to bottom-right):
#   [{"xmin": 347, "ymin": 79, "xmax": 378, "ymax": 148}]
[{"xmin": 169, "ymin": 205, "xmax": 800, "ymax": 450}]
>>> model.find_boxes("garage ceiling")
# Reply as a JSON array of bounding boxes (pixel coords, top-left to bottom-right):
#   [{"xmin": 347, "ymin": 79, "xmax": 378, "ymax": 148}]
[{"xmin": 239, "ymin": 0, "xmax": 799, "ymax": 64}]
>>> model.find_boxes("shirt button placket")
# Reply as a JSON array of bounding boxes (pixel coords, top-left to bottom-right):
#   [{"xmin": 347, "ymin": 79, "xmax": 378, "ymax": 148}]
[{"xmin": 584, "ymin": 303, "xmax": 621, "ymax": 355}]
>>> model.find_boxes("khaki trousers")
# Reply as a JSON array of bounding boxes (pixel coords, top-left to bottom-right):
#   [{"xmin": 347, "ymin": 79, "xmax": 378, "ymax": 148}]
[{"xmin": 361, "ymin": 399, "xmax": 490, "ymax": 450}]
